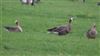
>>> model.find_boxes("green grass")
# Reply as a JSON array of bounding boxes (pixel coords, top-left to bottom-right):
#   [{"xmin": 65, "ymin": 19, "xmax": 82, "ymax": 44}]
[{"xmin": 0, "ymin": 0, "xmax": 100, "ymax": 56}]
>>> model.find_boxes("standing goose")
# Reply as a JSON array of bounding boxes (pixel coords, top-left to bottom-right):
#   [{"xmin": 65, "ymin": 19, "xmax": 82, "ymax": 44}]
[
  {"xmin": 47, "ymin": 17, "xmax": 73, "ymax": 35},
  {"xmin": 4, "ymin": 20, "xmax": 23, "ymax": 32},
  {"xmin": 86, "ymin": 24, "xmax": 97, "ymax": 39}
]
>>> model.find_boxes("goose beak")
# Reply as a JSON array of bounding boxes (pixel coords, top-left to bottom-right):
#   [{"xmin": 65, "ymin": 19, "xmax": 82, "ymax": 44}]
[
  {"xmin": 15, "ymin": 20, "xmax": 18, "ymax": 23},
  {"xmin": 70, "ymin": 17, "xmax": 73, "ymax": 21}
]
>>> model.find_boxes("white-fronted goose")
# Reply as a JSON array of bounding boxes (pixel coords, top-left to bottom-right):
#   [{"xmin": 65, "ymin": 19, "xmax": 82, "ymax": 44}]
[
  {"xmin": 4, "ymin": 20, "xmax": 23, "ymax": 32},
  {"xmin": 86, "ymin": 24, "xmax": 97, "ymax": 39},
  {"xmin": 47, "ymin": 17, "xmax": 73, "ymax": 35}
]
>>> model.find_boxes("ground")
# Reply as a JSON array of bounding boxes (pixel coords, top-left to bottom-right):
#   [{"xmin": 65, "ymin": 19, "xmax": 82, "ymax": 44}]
[{"xmin": 0, "ymin": 0, "xmax": 100, "ymax": 56}]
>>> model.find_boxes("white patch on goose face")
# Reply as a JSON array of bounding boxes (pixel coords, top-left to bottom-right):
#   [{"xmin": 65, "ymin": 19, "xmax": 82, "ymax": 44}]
[
  {"xmin": 15, "ymin": 20, "xmax": 18, "ymax": 23},
  {"xmin": 70, "ymin": 17, "xmax": 73, "ymax": 21}
]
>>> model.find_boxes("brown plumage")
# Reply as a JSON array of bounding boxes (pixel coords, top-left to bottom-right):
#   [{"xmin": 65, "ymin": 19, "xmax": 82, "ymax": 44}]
[
  {"xmin": 86, "ymin": 24, "xmax": 97, "ymax": 39},
  {"xmin": 4, "ymin": 20, "xmax": 23, "ymax": 32},
  {"xmin": 47, "ymin": 17, "xmax": 73, "ymax": 35}
]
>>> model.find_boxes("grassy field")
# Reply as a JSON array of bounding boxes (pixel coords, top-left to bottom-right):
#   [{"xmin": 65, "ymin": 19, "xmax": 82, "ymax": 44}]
[{"xmin": 0, "ymin": 0, "xmax": 100, "ymax": 56}]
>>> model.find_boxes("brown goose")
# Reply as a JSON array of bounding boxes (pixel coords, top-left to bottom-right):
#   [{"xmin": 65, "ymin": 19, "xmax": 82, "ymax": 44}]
[
  {"xmin": 47, "ymin": 17, "xmax": 73, "ymax": 35},
  {"xmin": 86, "ymin": 24, "xmax": 97, "ymax": 39},
  {"xmin": 4, "ymin": 20, "xmax": 23, "ymax": 32}
]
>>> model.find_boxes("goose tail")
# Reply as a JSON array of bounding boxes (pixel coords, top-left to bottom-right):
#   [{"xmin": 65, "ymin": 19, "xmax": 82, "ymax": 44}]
[
  {"xmin": 4, "ymin": 26, "xmax": 10, "ymax": 29},
  {"xmin": 47, "ymin": 27, "xmax": 57, "ymax": 32},
  {"xmin": 3, "ymin": 26, "xmax": 10, "ymax": 32}
]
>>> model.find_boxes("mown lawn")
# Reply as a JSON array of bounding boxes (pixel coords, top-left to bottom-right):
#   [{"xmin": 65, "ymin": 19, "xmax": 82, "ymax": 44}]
[{"xmin": 0, "ymin": 0, "xmax": 100, "ymax": 56}]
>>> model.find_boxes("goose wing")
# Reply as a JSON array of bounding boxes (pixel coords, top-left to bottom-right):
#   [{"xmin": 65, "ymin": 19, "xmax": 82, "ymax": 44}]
[
  {"xmin": 48, "ymin": 26, "xmax": 66, "ymax": 32},
  {"xmin": 86, "ymin": 29, "xmax": 97, "ymax": 38},
  {"xmin": 4, "ymin": 26, "xmax": 19, "ymax": 32}
]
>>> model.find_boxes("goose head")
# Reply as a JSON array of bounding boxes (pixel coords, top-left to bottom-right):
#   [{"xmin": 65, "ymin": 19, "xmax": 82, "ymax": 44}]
[
  {"xmin": 93, "ymin": 23, "xmax": 96, "ymax": 28},
  {"xmin": 90, "ymin": 23, "xmax": 97, "ymax": 33},
  {"xmin": 90, "ymin": 23, "xmax": 96, "ymax": 29},
  {"xmin": 15, "ymin": 20, "xmax": 23, "ymax": 32},
  {"xmin": 68, "ymin": 17, "xmax": 73, "ymax": 23},
  {"xmin": 15, "ymin": 20, "xmax": 19, "ymax": 26}
]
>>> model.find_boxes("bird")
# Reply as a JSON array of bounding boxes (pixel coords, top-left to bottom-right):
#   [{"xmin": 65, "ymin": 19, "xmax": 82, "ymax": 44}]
[
  {"xmin": 47, "ymin": 17, "xmax": 73, "ymax": 35},
  {"xmin": 4, "ymin": 20, "xmax": 23, "ymax": 32},
  {"xmin": 86, "ymin": 23, "xmax": 97, "ymax": 39},
  {"xmin": 20, "ymin": 0, "xmax": 34, "ymax": 6}
]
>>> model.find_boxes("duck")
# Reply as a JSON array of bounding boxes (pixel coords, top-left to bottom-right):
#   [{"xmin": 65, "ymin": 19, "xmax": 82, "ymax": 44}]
[
  {"xmin": 86, "ymin": 23, "xmax": 97, "ymax": 39},
  {"xmin": 47, "ymin": 17, "xmax": 73, "ymax": 35},
  {"xmin": 4, "ymin": 20, "xmax": 23, "ymax": 32}
]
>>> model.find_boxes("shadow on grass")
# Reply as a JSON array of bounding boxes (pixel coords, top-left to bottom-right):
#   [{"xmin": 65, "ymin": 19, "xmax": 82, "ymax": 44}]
[{"xmin": 75, "ymin": 14, "xmax": 97, "ymax": 19}]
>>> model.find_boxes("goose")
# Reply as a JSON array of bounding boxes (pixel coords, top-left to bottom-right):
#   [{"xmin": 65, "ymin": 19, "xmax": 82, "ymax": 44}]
[
  {"xmin": 20, "ymin": 0, "xmax": 34, "ymax": 5},
  {"xmin": 86, "ymin": 23, "xmax": 97, "ymax": 39},
  {"xmin": 47, "ymin": 17, "xmax": 73, "ymax": 35},
  {"xmin": 4, "ymin": 20, "xmax": 23, "ymax": 32}
]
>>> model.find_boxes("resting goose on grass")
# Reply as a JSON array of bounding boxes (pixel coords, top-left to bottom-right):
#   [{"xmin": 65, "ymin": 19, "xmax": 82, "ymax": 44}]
[
  {"xmin": 86, "ymin": 23, "xmax": 97, "ymax": 39},
  {"xmin": 47, "ymin": 17, "xmax": 73, "ymax": 35},
  {"xmin": 4, "ymin": 20, "xmax": 23, "ymax": 32}
]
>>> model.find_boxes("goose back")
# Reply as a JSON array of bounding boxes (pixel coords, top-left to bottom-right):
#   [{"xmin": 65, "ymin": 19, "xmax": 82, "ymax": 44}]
[
  {"xmin": 86, "ymin": 24, "xmax": 97, "ymax": 39},
  {"xmin": 4, "ymin": 20, "xmax": 23, "ymax": 32},
  {"xmin": 47, "ymin": 17, "xmax": 73, "ymax": 35},
  {"xmin": 4, "ymin": 26, "xmax": 22, "ymax": 32}
]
